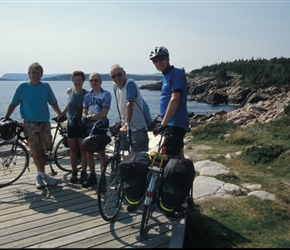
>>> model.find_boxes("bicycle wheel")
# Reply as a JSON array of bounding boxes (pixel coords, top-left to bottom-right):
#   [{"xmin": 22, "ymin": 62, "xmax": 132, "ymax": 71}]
[
  {"xmin": 98, "ymin": 156, "xmax": 123, "ymax": 221},
  {"xmin": 53, "ymin": 136, "xmax": 82, "ymax": 172},
  {"xmin": 0, "ymin": 140, "xmax": 29, "ymax": 188},
  {"xmin": 140, "ymin": 171, "xmax": 157, "ymax": 236}
]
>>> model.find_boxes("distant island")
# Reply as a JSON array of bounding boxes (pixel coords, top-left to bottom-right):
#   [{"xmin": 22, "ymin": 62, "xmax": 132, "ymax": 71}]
[{"xmin": 0, "ymin": 73, "xmax": 163, "ymax": 81}]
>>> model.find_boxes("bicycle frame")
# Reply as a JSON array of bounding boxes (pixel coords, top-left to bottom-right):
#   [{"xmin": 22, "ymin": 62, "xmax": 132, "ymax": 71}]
[
  {"xmin": 20, "ymin": 117, "xmax": 69, "ymax": 176},
  {"xmin": 47, "ymin": 117, "xmax": 68, "ymax": 176}
]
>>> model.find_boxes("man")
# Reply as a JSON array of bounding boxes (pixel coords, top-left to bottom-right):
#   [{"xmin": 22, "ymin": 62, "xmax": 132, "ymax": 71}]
[
  {"xmin": 110, "ymin": 64, "xmax": 149, "ymax": 212},
  {"xmin": 110, "ymin": 64, "xmax": 149, "ymax": 152},
  {"xmin": 149, "ymin": 46, "xmax": 190, "ymax": 159},
  {"xmin": 81, "ymin": 72, "xmax": 111, "ymax": 188},
  {"xmin": 5, "ymin": 62, "xmax": 63, "ymax": 189}
]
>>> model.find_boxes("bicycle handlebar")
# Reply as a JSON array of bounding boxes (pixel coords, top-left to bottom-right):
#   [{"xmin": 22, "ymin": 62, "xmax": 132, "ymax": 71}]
[
  {"xmin": 51, "ymin": 115, "xmax": 67, "ymax": 123},
  {"xmin": 159, "ymin": 128, "xmax": 173, "ymax": 138}
]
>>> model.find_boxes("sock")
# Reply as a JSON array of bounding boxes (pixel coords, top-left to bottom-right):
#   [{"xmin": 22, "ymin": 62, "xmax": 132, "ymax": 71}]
[{"xmin": 39, "ymin": 172, "xmax": 46, "ymax": 179}]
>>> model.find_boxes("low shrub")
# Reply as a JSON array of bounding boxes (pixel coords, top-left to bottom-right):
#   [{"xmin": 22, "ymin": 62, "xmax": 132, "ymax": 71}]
[{"xmin": 242, "ymin": 143, "xmax": 287, "ymax": 164}]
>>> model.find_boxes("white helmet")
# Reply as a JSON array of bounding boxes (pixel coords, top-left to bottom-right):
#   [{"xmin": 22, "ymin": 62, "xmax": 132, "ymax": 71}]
[{"xmin": 149, "ymin": 46, "xmax": 169, "ymax": 60}]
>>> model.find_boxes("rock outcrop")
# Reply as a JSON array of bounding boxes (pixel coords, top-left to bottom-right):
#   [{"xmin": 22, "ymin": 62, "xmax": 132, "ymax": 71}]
[{"xmin": 141, "ymin": 74, "xmax": 290, "ymax": 128}]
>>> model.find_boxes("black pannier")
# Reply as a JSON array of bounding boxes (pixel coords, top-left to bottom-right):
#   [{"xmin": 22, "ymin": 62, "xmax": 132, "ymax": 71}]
[
  {"xmin": 0, "ymin": 117, "xmax": 16, "ymax": 140},
  {"xmin": 118, "ymin": 152, "xmax": 150, "ymax": 206},
  {"xmin": 158, "ymin": 158, "xmax": 196, "ymax": 213},
  {"xmin": 82, "ymin": 134, "xmax": 111, "ymax": 152}
]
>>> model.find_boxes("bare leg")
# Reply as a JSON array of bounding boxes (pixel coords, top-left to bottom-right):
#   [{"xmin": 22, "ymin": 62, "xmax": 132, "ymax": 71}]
[
  {"xmin": 87, "ymin": 152, "xmax": 95, "ymax": 173},
  {"xmin": 78, "ymin": 138, "xmax": 87, "ymax": 172},
  {"xmin": 98, "ymin": 150, "xmax": 106, "ymax": 172},
  {"xmin": 31, "ymin": 148, "xmax": 46, "ymax": 172},
  {"xmin": 68, "ymin": 138, "xmax": 79, "ymax": 172},
  {"xmin": 179, "ymin": 148, "xmax": 185, "ymax": 159}
]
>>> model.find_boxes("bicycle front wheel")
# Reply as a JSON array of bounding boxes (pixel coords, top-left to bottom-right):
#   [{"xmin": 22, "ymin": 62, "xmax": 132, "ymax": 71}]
[
  {"xmin": 140, "ymin": 171, "xmax": 157, "ymax": 236},
  {"xmin": 98, "ymin": 156, "xmax": 123, "ymax": 221},
  {"xmin": 0, "ymin": 140, "xmax": 29, "ymax": 188},
  {"xmin": 53, "ymin": 136, "xmax": 82, "ymax": 172}
]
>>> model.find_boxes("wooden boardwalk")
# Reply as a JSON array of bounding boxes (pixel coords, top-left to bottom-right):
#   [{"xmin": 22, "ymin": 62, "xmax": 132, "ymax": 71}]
[{"xmin": 0, "ymin": 132, "xmax": 186, "ymax": 248}]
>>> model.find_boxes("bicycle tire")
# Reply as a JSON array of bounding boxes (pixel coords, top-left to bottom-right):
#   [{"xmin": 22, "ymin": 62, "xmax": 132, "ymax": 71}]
[
  {"xmin": 0, "ymin": 140, "xmax": 29, "ymax": 188},
  {"xmin": 98, "ymin": 156, "xmax": 123, "ymax": 221},
  {"xmin": 140, "ymin": 170, "xmax": 156, "ymax": 236},
  {"xmin": 140, "ymin": 202, "xmax": 155, "ymax": 236},
  {"xmin": 53, "ymin": 136, "xmax": 82, "ymax": 172}
]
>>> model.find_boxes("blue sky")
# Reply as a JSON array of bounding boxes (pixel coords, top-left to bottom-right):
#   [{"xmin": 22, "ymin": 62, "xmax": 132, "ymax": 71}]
[{"xmin": 0, "ymin": 0, "xmax": 289, "ymax": 77}]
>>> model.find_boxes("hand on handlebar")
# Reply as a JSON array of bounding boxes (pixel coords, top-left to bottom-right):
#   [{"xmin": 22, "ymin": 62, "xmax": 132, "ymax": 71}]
[
  {"xmin": 153, "ymin": 125, "xmax": 166, "ymax": 136},
  {"xmin": 81, "ymin": 116, "xmax": 92, "ymax": 126}
]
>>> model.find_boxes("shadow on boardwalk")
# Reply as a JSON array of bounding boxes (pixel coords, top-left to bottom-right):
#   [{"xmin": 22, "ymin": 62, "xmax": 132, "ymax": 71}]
[{"xmin": 0, "ymin": 132, "xmax": 185, "ymax": 248}]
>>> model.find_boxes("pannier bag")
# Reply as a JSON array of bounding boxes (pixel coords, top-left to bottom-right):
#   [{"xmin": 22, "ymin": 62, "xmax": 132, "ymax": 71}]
[
  {"xmin": 119, "ymin": 152, "xmax": 150, "ymax": 206},
  {"xmin": 82, "ymin": 134, "xmax": 111, "ymax": 152},
  {"xmin": 158, "ymin": 158, "xmax": 196, "ymax": 213},
  {"xmin": 0, "ymin": 117, "xmax": 16, "ymax": 140}
]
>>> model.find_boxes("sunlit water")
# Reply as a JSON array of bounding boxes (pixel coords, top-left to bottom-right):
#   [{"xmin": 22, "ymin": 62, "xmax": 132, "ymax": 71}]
[{"xmin": 0, "ymin": 80, "xmax": 239, "ymax": 124}]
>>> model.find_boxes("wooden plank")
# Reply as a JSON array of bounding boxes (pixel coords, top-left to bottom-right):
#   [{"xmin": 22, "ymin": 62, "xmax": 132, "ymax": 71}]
[{"xmin": 0, "ymin": 135, "xmax": 185, "ymax": 248}]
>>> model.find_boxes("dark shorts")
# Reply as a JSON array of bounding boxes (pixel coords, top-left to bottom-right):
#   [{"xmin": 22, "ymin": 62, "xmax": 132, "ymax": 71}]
[
  {"xmin": 165, "ymin": 126, "xmax": 187, "ymax": 156},
  {"xmin": 67, "ymin": 126, "xmax": 88, "ymax": 139}
]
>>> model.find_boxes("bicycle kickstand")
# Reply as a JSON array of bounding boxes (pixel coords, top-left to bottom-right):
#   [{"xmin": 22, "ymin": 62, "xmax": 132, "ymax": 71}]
[{"xmin": 49, "ymin": 164, "xmax": 58, "ymax": 176}]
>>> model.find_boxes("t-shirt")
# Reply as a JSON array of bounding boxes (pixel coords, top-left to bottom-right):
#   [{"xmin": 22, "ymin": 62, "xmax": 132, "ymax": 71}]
[{"xmin": 10, "ymin": 81, "xmax": 58, "ymax": 122}]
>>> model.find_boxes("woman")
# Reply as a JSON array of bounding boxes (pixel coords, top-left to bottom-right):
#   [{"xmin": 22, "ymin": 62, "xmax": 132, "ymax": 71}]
[
  {"xmin": 81, "ymin": 72, "xmax": 112, "ymax": 188},
  {"xmin": 62, "ymin": 71, "xmax": 89, "ymax": 183}
]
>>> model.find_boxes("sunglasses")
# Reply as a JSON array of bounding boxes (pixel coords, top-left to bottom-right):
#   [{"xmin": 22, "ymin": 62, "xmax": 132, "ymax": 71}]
[
  {"xmin": 152, "ymin": 56, "xmax": 167, "ymax": 64},
  {"xmin": 89, "ymin": 79, "xmax": 99, "ymax": 83},
  {"xmin": 111, "ymin": 72, "xmax": 122, "ymax": 79}
]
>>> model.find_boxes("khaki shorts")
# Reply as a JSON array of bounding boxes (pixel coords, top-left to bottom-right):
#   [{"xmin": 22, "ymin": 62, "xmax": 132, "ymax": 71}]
[{"xmin": 23, "ymin": 120, "xmax": 52, "ymax": 152}]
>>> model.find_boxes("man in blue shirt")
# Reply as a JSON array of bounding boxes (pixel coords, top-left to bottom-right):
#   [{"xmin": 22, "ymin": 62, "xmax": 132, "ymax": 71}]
[
  {"xmin": 149, "ymin": 46, "xmax": 190, "ymax": 159},
  {"xmin": 5, "ymin": 62, "xmax": 64, "ymax": 189}
]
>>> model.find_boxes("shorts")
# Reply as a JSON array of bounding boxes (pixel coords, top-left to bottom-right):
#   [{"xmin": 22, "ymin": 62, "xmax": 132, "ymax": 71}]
[
  {"xmin": 164, "ymin": 126, "xmax": 187, "ymax": 156},
  {"xmin": 23, "ymin": 120, "xmax": 52, "ymax": 152},
  {"xmin": 121, "ymin": 128, "xmax": 149, "ymax": 152},
  {"xmin": 67, "ymin": 125, "xmax": 88, "ymax": 139}
]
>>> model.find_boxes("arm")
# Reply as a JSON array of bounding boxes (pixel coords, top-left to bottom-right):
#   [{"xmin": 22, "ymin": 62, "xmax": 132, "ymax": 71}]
[
  {"xmin": 51, "ymin": 103, "xmax": 64, "ymax": 118},
  {"xmin": 161, "ymin": 92, "xmax": 181, "ymax": 126},
  {"xmin": 5, "ymin": 104, "xmax": 17, "ymax": 118},
  {"xmin": 61, "ymin": 88, "xmax": 71, "ymax": 115},
  {"xmin": 88, "ymin": 108, "xmax": 109, "ymax": 121},
  {"xmin": 119, "ymin": 101, "xmax": 133, "ymax": 135}
]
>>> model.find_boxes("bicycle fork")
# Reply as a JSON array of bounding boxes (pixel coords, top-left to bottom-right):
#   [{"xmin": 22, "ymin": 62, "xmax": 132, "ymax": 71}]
[{"xmin": 144, "ymin": 167, "xmax": 160, "ymax": 205}]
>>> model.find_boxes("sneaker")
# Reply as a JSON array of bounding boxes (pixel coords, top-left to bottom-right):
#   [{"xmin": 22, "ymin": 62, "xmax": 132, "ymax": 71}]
[
  {"xmin": 43, "ymin": 175, "xmax": 58, "ymax": 186},
  {"xmin": 70, "ymin": 170, "xmax": 78, "ymax": 183},
  {"xmin": 79, "ymin": 171, "xmax": 88, "ymax": 184},
  {"xmin": 35, "ymin": 175, "xmax": 45, "ymax": 189},
  {"xmin": 82, "ymin": 173, "xmax": 97, "ymax": 188},
  {"xmin": 127, "ymin": 204, "xmax": 138, "ymax": 212}
]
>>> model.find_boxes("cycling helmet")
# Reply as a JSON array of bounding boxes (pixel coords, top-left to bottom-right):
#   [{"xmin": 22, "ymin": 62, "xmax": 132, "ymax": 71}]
[
  {"xmin": 82, "ymin": 134, "xmax": 111, "ymax": 152},
  {"xmin": 149, "ymin": 46, "xmax": 169, "ymax": 60}
]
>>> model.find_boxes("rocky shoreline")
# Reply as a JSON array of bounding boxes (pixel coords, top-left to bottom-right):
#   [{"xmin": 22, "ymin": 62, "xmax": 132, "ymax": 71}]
[{"xmin": 140, "ymin": 75, "xmax": 290, "ymax": 128}]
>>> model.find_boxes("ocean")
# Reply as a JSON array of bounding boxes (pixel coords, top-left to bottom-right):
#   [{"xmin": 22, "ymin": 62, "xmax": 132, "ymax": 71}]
[{"xmin": 0, "ymin": 80, "xmax": 239, "ymax": 124}]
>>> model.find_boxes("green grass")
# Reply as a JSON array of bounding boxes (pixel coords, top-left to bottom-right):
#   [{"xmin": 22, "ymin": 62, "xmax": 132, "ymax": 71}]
[{"xmin": 183, "ymin": 117, "xmax": 290, "ymax": 248}]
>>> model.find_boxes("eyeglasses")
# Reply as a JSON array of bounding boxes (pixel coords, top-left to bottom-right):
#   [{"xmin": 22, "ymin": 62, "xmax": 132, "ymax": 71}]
[
  {"xmin": 89, "ymin": 79, "xmax": 99, "ymax": 83},
  {"xmin": 152, "ymin": 56, "xmax": 167, "ymax": 64},
  {"xmin": 111, "ymin": 72, "xmax": 122, "ymax": 79}
]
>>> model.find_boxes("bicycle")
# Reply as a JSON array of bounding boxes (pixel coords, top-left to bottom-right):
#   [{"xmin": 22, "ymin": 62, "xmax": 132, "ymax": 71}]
[
  {"xmin": 139, "ymin": 129, "xmax": 194, "ymax": 236},
  {"xmin": 97, "ymin": 124, "xmax": 125, "ymax": 221},
  {"xmin": 0, "ymin": 116, "xmax": 81, "ymax": 188}
]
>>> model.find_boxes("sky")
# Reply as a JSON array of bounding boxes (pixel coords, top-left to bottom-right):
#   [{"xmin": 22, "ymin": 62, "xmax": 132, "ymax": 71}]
[{"xmin": 0, "ymin": 0, "xmax": 290, "ymax": 77}]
